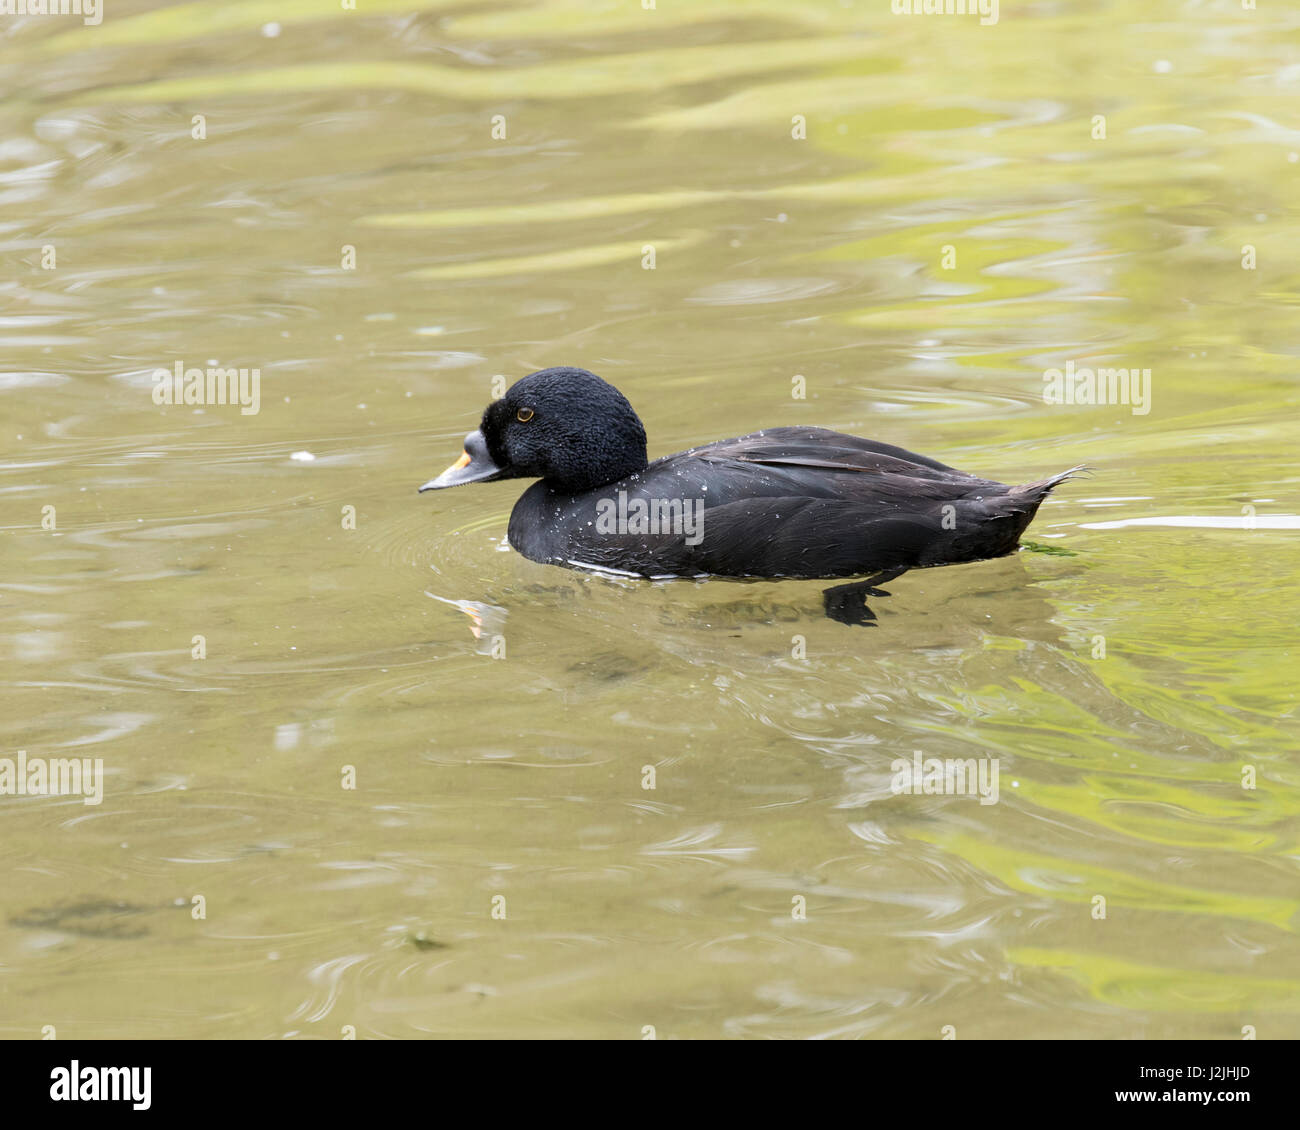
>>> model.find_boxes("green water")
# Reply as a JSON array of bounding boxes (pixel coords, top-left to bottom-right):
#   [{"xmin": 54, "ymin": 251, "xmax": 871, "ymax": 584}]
[{"xmin": 2, "ymin": 0, "xmax": 1297, "ymax": 1038}]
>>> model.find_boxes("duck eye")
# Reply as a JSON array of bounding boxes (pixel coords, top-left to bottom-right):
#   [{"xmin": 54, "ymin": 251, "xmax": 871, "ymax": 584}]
[{"xmin": 516, "ymin": 407, "xmax": 534, "ymax": 422}]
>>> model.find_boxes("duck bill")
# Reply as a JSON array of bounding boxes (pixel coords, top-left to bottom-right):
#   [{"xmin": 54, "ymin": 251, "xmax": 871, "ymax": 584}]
[{"xmin": 418, "ymin": 430, "xmax": 504, "ymax": 491}]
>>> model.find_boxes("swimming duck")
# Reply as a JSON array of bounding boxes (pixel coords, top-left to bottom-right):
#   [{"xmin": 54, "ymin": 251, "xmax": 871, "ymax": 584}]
[{"xmin": 419, "ymin": 366, "xmax": 1080, "ymax": 582}]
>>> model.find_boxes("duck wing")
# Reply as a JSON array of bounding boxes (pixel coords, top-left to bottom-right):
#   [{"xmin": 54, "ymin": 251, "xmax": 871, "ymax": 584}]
[
  {"xmin": 658, "ymin": 428, "xmax": 1069, "ymax": 577},
  {"xmin": 691, "ymin": 427, "xmax": 982, "ymax": 482}
]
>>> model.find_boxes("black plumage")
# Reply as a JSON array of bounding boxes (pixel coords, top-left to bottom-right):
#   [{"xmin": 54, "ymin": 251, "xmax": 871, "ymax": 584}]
[{"xmin": 420, "ymin": 367, "xmax": 1081, "ymax": 581}]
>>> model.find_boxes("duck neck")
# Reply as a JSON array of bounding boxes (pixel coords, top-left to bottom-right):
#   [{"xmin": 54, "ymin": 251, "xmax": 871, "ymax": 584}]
[{"xmin": 547, "ymin": 446, "xmax": 648, "ymax": 494}]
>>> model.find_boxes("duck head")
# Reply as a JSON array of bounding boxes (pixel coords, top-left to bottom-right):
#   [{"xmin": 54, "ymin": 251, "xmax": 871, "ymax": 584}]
[{"xmin": 419, "ymin": 366, "xmax": 649, "ymax": 495}]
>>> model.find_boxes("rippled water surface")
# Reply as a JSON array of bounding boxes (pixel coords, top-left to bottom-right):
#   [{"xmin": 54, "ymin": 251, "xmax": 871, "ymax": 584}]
[{"xmin": 2, "ymin": 1, "xmax": 1298, "ymax": 1038}]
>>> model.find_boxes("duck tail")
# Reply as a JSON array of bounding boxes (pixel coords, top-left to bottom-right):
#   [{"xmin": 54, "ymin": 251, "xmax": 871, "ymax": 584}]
[{"xmin": 1013, "ymin": 464, "xmax": 1090, "ymax": 499}]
